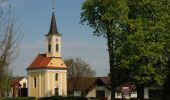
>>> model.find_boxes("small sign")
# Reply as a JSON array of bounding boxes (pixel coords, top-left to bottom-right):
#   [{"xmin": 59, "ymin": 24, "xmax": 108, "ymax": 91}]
[{"xmin": 121, "ymin": 86, "xmax": 131, "ymax": 99}]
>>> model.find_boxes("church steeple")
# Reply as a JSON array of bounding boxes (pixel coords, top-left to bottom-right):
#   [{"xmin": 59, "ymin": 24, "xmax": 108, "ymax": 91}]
[
  {"xmin": 47, "ymin": 12, "xmax": 60, "ymax": 35},
  {"xmin": 45, "ymin": 11, "xmax": 62, "ymax": 58}
]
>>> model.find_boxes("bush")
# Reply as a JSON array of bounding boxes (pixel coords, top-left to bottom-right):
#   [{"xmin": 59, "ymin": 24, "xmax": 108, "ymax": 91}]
[
  {"xmin": 116, "ymin": 98, "xmax": 151, "ymax": 100},
  {"xmin": 3, "ymin": 97, "xmax": 36, "ymax": 100},
  {"xmin": 38, "ymin": 96, "xmax": 87, "ymax": 100},
  {"xmin": 38, "ymin": 96, "xmax": 62, "ymax": 100},
  {"xmin": 63, "ymin": 96, "xmax": 87, "ymax": 100},
  {"xmin": 149, "ymin": 89, "xmax": 162, "ymax": 100}
]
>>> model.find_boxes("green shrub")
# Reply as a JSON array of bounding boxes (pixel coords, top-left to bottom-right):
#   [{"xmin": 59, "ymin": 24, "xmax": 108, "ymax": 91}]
[
  {"xmin": 62, "ymin": 96, "xmax": 87, "ymax": 100},
  {"xmin": 38, "ymin": 96, "xmax": 87, "ymax": 100},
  {"xmin": 149, "ymin": 89, "xmax": 162, "ymax": 100},
  {"xmin": 3, "ymin": 97, "xmax": 36, "ymax": 100},
  {"xmin": 38, "ymin": 96, "xmax": 62, "ymax": 100}
]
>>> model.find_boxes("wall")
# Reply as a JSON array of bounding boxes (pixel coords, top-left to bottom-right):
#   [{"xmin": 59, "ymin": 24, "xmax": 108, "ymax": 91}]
[
  {"xmin": 19, "ymin": 77, "xmax": 28, "ymax": 88},
  {"xmin": 28, "ymin": 68, "xmax": 67, "ymax": 98},
  {"xmin": 86, "ymin": 85, "xmax": 111, "ymax": 100}
]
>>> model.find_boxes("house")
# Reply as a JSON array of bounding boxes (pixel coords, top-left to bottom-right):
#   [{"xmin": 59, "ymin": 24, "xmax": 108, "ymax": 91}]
[
  {"xmin": 11, "ymin": 77, "xmax": 28, "ymax": 97},
  {"xmin": 68, "ymin": 77, "xmax": 111, "ymax": 100},
  {"xmin": 26, "ymin": 9, "xmax": 67, "ymax": 97},
  {"xmin": 68, "ymin": 77, "xmax": 138, "ymax": 100},
  {"xmin": 86, "ymin": 77, "xmax": 111, "ymax": 100}
]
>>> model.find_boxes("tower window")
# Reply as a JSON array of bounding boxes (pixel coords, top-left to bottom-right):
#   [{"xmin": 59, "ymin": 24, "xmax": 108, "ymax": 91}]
[
  {"xmin": 48, "ymin": 44, "xmax": 51, "ymax": 52},
  {"xmin": 33, "ymin": 77, "xmax": 36, "ymax": 88},
  {"xmin": 55, "ymin": 73, "xmax": 58, "ymax": 81},
  {"xmin": 56, "ymin": 44, "xmax": 59, "ymax": 52}
]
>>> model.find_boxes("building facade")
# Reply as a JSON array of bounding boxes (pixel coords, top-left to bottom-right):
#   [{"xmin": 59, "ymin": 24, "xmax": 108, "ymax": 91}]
[
  {"xmin": 11, "ymin": 77, "xmax": 28, "ymax": 97},
  {"xmin": 26, "ymin": 11, "xmax": 67, "ymax": 97}
]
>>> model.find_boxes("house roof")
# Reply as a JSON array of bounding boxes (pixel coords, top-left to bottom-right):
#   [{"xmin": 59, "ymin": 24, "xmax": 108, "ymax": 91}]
[
  {"xmin": 97, "ymin": 77, "xmax": 110, "ymax": 89},
  {"xmin": 11, "ymin": 77, "xmax": 26, "ymax": 87},
  {"xmin": 68, "ymin": 77, "xmax": 136, "ymax": 96},
  {"xmin": 27, "ymin": 54, "xmax": 51, "ymax": 70},
  {"xmin": 12, "ymin": 77, "xmax": 26, "ymax": 83},
  {"xmin": 67, "ymin": 77, "xmax": 110, "ymax": 96},
  {"xmin": 27, "ymin": 54, "xmax": 67, "ymax": 70},
  {"xmin": 67, "ymin": 77, "xmax": 96, "ymax": 96}
]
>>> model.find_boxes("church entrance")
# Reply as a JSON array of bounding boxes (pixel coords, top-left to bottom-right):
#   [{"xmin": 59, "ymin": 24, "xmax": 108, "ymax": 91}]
[{"xmin": 55, "ymin": 87, "xmax": 59, "ymax": 96}]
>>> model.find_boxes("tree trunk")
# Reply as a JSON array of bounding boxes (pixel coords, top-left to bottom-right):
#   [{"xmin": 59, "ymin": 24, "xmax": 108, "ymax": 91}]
[
  {"xmin": 137, "ymin": 84, "xmax": 144, "ymax": 100},
  {"xmin": 107, "ymin": 35, "xmax": 116, "ymax": 100}
]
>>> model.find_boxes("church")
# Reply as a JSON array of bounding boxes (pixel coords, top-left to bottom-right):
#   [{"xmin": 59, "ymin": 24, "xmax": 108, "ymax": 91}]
[{"xmin": 26, "ymin": 10, "xmax": 67, "ymax": 97}]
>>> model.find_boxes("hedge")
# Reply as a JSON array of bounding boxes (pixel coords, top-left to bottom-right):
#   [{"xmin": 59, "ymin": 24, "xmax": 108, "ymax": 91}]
[
  {"xmin": 2, "ymin": 97, "xmax": 36, "ymax": 100},
  {"xmin": 38, "ymin": 96, "xmax": 87, "ymax": 100}
]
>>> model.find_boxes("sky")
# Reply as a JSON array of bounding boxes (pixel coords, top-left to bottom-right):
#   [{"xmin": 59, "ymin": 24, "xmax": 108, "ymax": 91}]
[{"xmin": 1, "ymin": 0, "xmax": 109, "ymax": 77}]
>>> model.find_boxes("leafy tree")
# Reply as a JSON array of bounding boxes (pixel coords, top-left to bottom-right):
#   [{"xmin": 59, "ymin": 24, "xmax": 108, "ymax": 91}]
[
  {"xmin": 64, "ymin": 57, "xmax": 95, "ymax": 95},
  {"xmin": 81, "ymin": 0, "xmax": 129, "ymax": 99},
  {"xmin": 81, "ymin": 0, "xmax": 170, "ymax": 99},
  {"xmin": 116, "ymin": 0, "xmax": 170, "ymax": 99}
]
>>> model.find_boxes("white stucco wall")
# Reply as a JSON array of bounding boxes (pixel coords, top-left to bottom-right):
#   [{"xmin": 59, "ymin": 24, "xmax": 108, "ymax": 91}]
[
  {"xmin": 86, "ymin": 85, "xmax": 111, "ymax": 100},
  {"xmin": 19, "ymin": 77, "xmax": 28, "ymax": 88}
]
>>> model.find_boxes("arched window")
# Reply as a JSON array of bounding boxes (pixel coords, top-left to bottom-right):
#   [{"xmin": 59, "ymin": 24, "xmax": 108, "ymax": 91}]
[
  {"xmin": 56, "ymin": 44, "xmax": 59, "ymax": 52},
  {"xmin": 33, "ymin": 77, "xmax": 36, "ymax": 88},
  {"xmin": 48, "ymin": 44, "xmax": 51, "ymax": 52},
  {"xmin": 55, "ymin": 73, "xmax": 58, "ymax": 81}
]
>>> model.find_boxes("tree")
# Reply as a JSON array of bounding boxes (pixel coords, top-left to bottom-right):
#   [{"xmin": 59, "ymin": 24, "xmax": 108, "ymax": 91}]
[
  {"xmin": 116, "ymin": 0, "xmax": 170, "ymax": 99},
  {"xmin": 0, "ymin": 2, "xmax": 21, "ymax": 98},
  {"xmin": 81, "ymin": 0, "xmax": 170, "ymax": 99},
  {"xmin": 64, "ymin": 57, "xmax": 95, "ymax": 95},
  {"xmin": 81, "ymin": 0, "xmax": 129, "ymax": 99},
  {"xmin": 162, "ymin": 58, "xmax": 170, "ymax": 99}
]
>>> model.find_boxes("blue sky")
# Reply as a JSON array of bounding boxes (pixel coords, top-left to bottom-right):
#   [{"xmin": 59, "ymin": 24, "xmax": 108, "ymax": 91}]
[{"xmin": 2, "ymin": 0, "xmax": 109, "ymax": 76}]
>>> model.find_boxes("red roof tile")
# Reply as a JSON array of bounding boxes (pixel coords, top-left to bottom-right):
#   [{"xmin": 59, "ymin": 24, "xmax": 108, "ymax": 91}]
[
  {"xmin": 27, "ymin": 54, "xmax": 67, "ymax": 70},
  {"xmin": 27, "ymin": 54, "xmax": 51, "ymax": 70}
]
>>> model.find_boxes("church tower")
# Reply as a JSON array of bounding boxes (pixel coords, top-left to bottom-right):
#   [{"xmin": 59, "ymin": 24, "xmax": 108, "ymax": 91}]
[
  {"xmin": 26, "ymin": 6, "xmax": 67, "ymax": 98},
  {"xmin": 46, "ymin": 12, "xmax": 61, "ymax": 58}
]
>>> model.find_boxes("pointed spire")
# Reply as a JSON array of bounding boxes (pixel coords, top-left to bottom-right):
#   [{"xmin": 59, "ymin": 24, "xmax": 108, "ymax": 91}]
[{"xmin": 47, "ymin": 12, "xmax": 60, "ymax": 35}]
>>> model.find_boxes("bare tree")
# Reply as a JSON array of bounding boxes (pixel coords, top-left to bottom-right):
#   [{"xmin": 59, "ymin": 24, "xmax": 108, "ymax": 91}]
[
  {"xmin": 64, "ymin": 57, "xmax": 96, "ymax": 95},
  {"xmin": 65, "ymin": 57, "xmax": 95, "ymax": 79},
  {"xmin": 0, "ymin": 2, "xmax": 21, "ymax": 98}
]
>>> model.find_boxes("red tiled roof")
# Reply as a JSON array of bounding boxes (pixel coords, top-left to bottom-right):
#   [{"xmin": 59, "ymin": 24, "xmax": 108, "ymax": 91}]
[
  {"xmin": 27, "ymin": 54, "xmax": 51, "ymax": 70},
  {"xmin": 27, "ymin": 54, "xmax": 67, "ymax": 70}
]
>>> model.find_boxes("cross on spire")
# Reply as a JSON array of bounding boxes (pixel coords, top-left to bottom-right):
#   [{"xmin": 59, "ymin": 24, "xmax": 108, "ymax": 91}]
[
  {"xmin": 52, "ymin": 0, "xmax": 55, "ymax": 12},
  {"xmin": 45, "ymin": 0, "xmax": 60, "ymax": 36}
]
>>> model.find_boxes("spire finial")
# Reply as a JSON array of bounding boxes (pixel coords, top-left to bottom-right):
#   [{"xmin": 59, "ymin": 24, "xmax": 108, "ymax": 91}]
[
  {"xmin": 46, "ymin": 0, "xmax": 60, "ymax": 36},
  {"xmin": 52, "ymin": 0, "xmax": 55, "ymax": 12}
]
